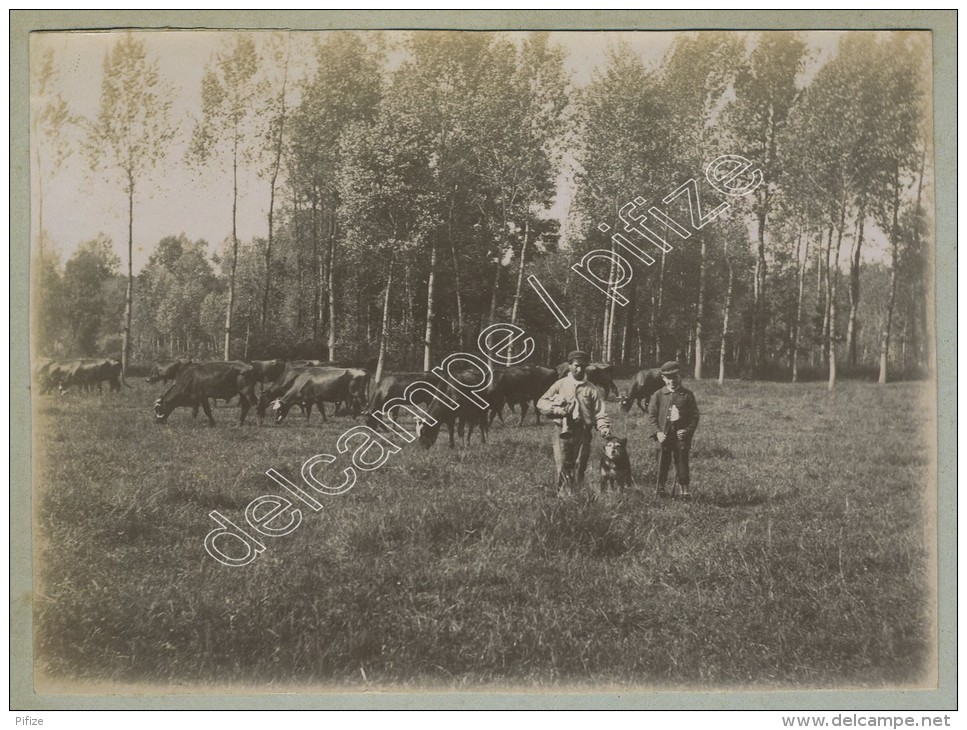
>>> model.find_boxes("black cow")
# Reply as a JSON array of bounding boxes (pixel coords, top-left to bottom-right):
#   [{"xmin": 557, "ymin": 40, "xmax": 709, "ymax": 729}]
[
  {"xmin": 363, "ymin": 372, "xmax": 437, "ymax": 431},
  {"xmin": 341, "ymin": 367, "xmax": 371, "ymax": 415},
  {"xmin": 37, "ymin": 359, "xmax": 73, "ymax": 393},
  {"xmin": 154, "ymin": 361, "xmax": 260, "ymax": 425},
  {"xmin": 57, "ymin": 358, "xmax": 122, "ymax": 393},
  {"xmin": 247, "ymin": 359, "xmax": 287, "ymax": 386},
  {"xmin": 620, "ymin": 368, "xmax": 665, "ymax": 414},
  {"xmin": 416, "ymin": 370, "xmax": 494, "ymax": 449},
  {"xmin": 258, "ymin": 364, "xmax": 311, "ymax": 419},
  {"xmin": 269, "ymin": 367, "xmax": 354, "ymax": 424},
  {"xmin": 146, "ymin": 358, "xmax": 193, "ymax": 384},
  {"xmin": 488, "ymin": 365, "xmax": 558, "ymax": 426},
  {"xmin": 555, "ymin": 361, "xmax": 619, "ymax": 398}
]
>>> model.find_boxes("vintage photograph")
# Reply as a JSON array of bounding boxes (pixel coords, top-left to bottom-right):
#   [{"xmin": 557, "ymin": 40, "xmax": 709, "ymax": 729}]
[{"xmin": 20, "ymin": 12, "xmax": 950, "ymax": 706}]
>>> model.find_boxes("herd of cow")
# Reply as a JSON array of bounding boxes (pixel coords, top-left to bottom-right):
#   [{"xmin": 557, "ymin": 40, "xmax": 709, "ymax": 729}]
[
  {"xmin": 37, "ymin": 355, "xmax": 669, "ymax": 449},
  {"xmin": 36, "ymin": 357, "xmax": 126, "ymax": 394}
]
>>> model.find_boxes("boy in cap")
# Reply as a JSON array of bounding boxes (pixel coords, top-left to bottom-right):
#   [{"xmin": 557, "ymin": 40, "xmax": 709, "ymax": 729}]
[
  {"xmin": 646, "ymin": 361, "xmax": 700, "ymax": 499},
  {"xmin": 537, "ymin": 350, "xmax": 614, "ymax": 491}
]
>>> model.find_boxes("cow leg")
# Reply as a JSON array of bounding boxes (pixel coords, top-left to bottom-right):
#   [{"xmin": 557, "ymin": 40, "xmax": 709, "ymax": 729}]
[
  {"xmin": 191, "ymin": 402, "xmax": 200, "ymax": 419},
  {"xmin": 519, "ymin": 401, "xmax": 528, "ymax": 426},
  {"xmin": 447, "ymin": 420, "xmax": 456, "ymax": 448},
  {"xmin": 239, "ymin": 397, "xmax": 251, "ymax": 426},
  {"xmin": 201, "ymin": 397, "xmax": 216, "ymax": 426},
  {"xmin": 637, "ymin": 400, "xmax": 647, "ymax": 415}
]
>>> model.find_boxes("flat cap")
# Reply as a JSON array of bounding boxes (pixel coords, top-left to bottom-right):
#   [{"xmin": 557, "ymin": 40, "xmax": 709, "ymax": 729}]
[
  {"xmin": 567, "ymin": 350, "xmax": 590, "ymax": 365},
  {"xmin": 659, "ymin": 361, "xmax": 681, "ymax": 375}
]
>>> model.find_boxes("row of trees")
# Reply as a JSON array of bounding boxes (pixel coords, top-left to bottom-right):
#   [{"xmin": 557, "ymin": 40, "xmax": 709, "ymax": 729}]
[{"xmin": 32, "ymin": 30, "xmax": 933, "ymax": 386}]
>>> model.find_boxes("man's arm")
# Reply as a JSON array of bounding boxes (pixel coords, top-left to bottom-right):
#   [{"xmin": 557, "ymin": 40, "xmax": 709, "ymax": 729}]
[
  {"xmin": 591, "ymin": 388, "xmax": 613, "ymax": 437},
  {"xmin": 646, "ymin": 391, "xmax": 661, "ymax": 438},
  {"xmin": 537, "ymin": 380, "xmax": 565, "ymax": 417},
  {"xmin": 682, "ymin": 391, "xmax": 699, "ymax": 436}
]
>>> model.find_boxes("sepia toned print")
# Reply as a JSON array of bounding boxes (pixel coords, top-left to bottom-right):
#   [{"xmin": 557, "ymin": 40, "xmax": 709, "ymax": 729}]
[{"xmin": 29, "ymin": 26, "xmax": 939, "ymax": 696}]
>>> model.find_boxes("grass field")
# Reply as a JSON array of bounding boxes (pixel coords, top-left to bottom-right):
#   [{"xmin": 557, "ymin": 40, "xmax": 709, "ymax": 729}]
[{"xmin": 33, "ymin": 376, "xmax": 936, "ymax": 691}]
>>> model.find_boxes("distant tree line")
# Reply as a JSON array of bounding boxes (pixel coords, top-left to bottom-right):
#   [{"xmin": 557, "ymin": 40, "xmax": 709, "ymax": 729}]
[{"xmin": 32, "ymin": 30, "xmax": 932, "ymax": 386}]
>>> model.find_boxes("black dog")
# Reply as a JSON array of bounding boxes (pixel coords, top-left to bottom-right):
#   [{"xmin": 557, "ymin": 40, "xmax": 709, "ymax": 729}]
[{"xmin": 598, "ymin": 436, "xmax": 634, "ymax": 491}]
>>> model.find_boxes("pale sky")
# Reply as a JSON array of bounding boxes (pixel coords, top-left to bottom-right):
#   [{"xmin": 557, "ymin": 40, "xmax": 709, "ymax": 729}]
[{"xmin": 31, "ymin": 29, "xmax": 865, "ymax": 274}]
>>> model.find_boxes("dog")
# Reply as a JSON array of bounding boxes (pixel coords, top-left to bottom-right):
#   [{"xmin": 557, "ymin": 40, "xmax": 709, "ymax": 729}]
[{"xmin": 598, "ymin": 436, "xmax": 635, "ymax": 491}]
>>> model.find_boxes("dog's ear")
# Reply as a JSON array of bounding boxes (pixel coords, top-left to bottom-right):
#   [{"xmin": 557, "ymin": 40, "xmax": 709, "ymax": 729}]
[{"xmin": 619, "ymin": 437, "xmax": 627, "ymax": 447}]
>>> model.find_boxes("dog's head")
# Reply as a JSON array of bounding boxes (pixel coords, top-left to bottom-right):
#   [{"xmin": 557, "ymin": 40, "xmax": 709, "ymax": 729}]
[{"xmin": 603, "ymin": 436, "xmax": 627, "ymax": 461}]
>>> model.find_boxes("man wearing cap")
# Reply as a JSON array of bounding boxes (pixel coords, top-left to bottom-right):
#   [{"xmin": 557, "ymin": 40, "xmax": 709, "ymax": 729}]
[
  {"xmin": 537, "ymin": 350, "xmax": 614, "ymax": 491},
  {"xmin": 646, "ymin": 361, "xmax": 700, "ymax": 499}
]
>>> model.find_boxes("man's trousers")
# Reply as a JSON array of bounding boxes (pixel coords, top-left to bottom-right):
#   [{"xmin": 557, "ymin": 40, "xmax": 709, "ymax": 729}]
[
  {"xmin": 553, "ymin": 426, "xmax": 592, "ymax": 490},
  {"xmin": 656, "ymin": 431, "xmax": 691, "ymax": 490}
]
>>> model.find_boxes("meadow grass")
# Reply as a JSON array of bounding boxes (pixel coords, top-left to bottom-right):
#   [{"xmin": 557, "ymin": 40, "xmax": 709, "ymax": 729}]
[{"xmin": 33, "ymin": 377, "xmax": 936, "ymax": 691}]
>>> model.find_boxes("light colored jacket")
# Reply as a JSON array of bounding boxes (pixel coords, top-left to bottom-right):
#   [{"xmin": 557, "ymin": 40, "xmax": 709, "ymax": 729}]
[{"xmin": 537, "ymin": 374, "xmax": 612, "ymax": 435}]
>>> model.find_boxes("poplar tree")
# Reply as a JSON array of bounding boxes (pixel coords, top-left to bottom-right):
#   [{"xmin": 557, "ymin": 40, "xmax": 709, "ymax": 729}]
[{"xmin": 85, "ymin": 33, "xmax": 175, "ymax": 375}]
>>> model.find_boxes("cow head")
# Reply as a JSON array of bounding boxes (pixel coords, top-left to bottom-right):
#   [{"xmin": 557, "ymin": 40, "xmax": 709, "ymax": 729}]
[
  {"xmin": 416, "ymin": 418, "xmax": 439, "ymax": 449},
  {"xmin": 153, "ymin": 397, "xmax": 169, "ymax": 423},
  {"xmin": 619, "ymin": 394, "xmax": 633, "ymax": 412},
  {"xmin": 145, "ymin": 368, "xmax": 160, "ymax": 384},
  {"xmin": 270, "ymin": 398, "xmax": 285, "ymax": 424},
  {"xmin": 154, "ymin": 384, "xmax": 184, "ymax": 423}
]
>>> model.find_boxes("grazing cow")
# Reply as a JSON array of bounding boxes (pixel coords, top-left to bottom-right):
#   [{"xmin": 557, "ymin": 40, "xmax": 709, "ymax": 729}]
[
  {"xmin": 269, "ymin": 367, "xmax": 354, "ymax": 424},
  {"xmin": 363, "ymin": 372, "xmax": 439, "ymax": 430},
  {"xmin": 247, "ymin": 359, "xmax": 287, "ymax": 387},
  {"xmin": 54, "ymin": 358, "xmax": 122, "ymax": 393},
  {"xmin": 94, "ymin": 359, "xmax": 123, "ymax": 392},
  {"xmin": 416, "ymin": 370, "xmax": 493, "ymax": 449},
  {"xmin": 154, "ymin": 361, "xmax": 260, "ymax": 425},
  {"xmin": 258, "ymin": 363, "xmax": 311, "ymax": 419},
  {"xmin": 555, "ymin": 361, "xmax": 619, "ymax": 398},
  {"xmin": 40, "ymin": 359, "xmax": 84, "ymax": 393},
  {"xmin": 342, "ymin": 368, "xmax": 371, "ymax": 415},
  {"xmin": 620, "ymin": 368, "xmax": 664, "ymax": 414},
  {"xmin": 146, "ymin": 358, "xmax": 193, "ymax": 384},
  {"xmin": 488, "ymin": 365, "xmax": 558, "ymax": 425}
]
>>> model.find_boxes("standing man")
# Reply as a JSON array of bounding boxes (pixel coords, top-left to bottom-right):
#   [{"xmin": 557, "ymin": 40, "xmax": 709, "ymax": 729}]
[
  {"xmin": 538, "ymin": 350, "xmax": 614, "ymax": 492},
  {"xmin": 646, "ymin": 361, "xmax": 700, "ymax": 499}
]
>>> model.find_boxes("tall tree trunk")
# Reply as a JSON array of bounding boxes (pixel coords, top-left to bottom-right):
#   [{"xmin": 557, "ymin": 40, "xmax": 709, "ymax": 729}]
[
  {"xmin": 261, "ymin": 58, "xmax": 288, "ymax": 331},
  {"xmin": 423, "ymin": 237, "xmax": 438, "ymax": 371},
  {"xmin": 488, "ymin": 200, "xmax": 509, "ymax": 325},
  {"xmin": 122, "ymin": 172, "xmax": 134, "ymax": 376},
  {"xmin": 375, "ymin": 257, "xmax": 394, "ymax": 384},
  {"xmin": 822, "ymin": 224, "xmax": 833, "ymax": 365},
  {"xmin": 880, "ymin": 150, "xmax": 924, "ymax": 383},
  {"xmin": 447, "ymin": 191, "xmax": 465, "ymax": 347},
  {"xmin": 792, "ymin": 225, "xmax": 809, "ymax": 383},
  {"xmin": 654, "ymin": 246, "xmax": 667, "ymax": 361},
  {"xmin": 694, "ymin": 231, "xmax": 706, "ymax": 379},
  {"xmin": 847, "ymin": 206, "xmax": 866, "ymax": 367},
  {"xmin": 751, "ymin": 200, "xmax": 768, "ymax": 378},
  {"xmin": 828, "ymin": 201, "xmax": 846, "ymax": 391},
  {"xmin": 637, "ymin": 324, "xmax": 644, "ymax": 368},
  {"xmin": 224, "ymin": 144, "xmax": 240, "ymax": 360},
  {"xmin": 510, "ymin": 218, "xmax": 530, "ymax": 327},
  {"xmin": 312, "ymin": 194, "xmax": 321, "ymax": 339},
  {"xmin": 327, "ymin": 201, "xmax": 338, "ymax": 362},
  {"xmin": 718, "ymin": 238, "xmax": 733, "ymax": 385},
  {"xmin": 405, "ymin": 263, "xmax": 417, "ymax": 367}
]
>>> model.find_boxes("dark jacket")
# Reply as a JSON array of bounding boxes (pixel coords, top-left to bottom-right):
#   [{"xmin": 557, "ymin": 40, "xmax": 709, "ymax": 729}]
[{"xmin": 646, "ymin": 385, "xmax": 699, "ymax": 440}]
